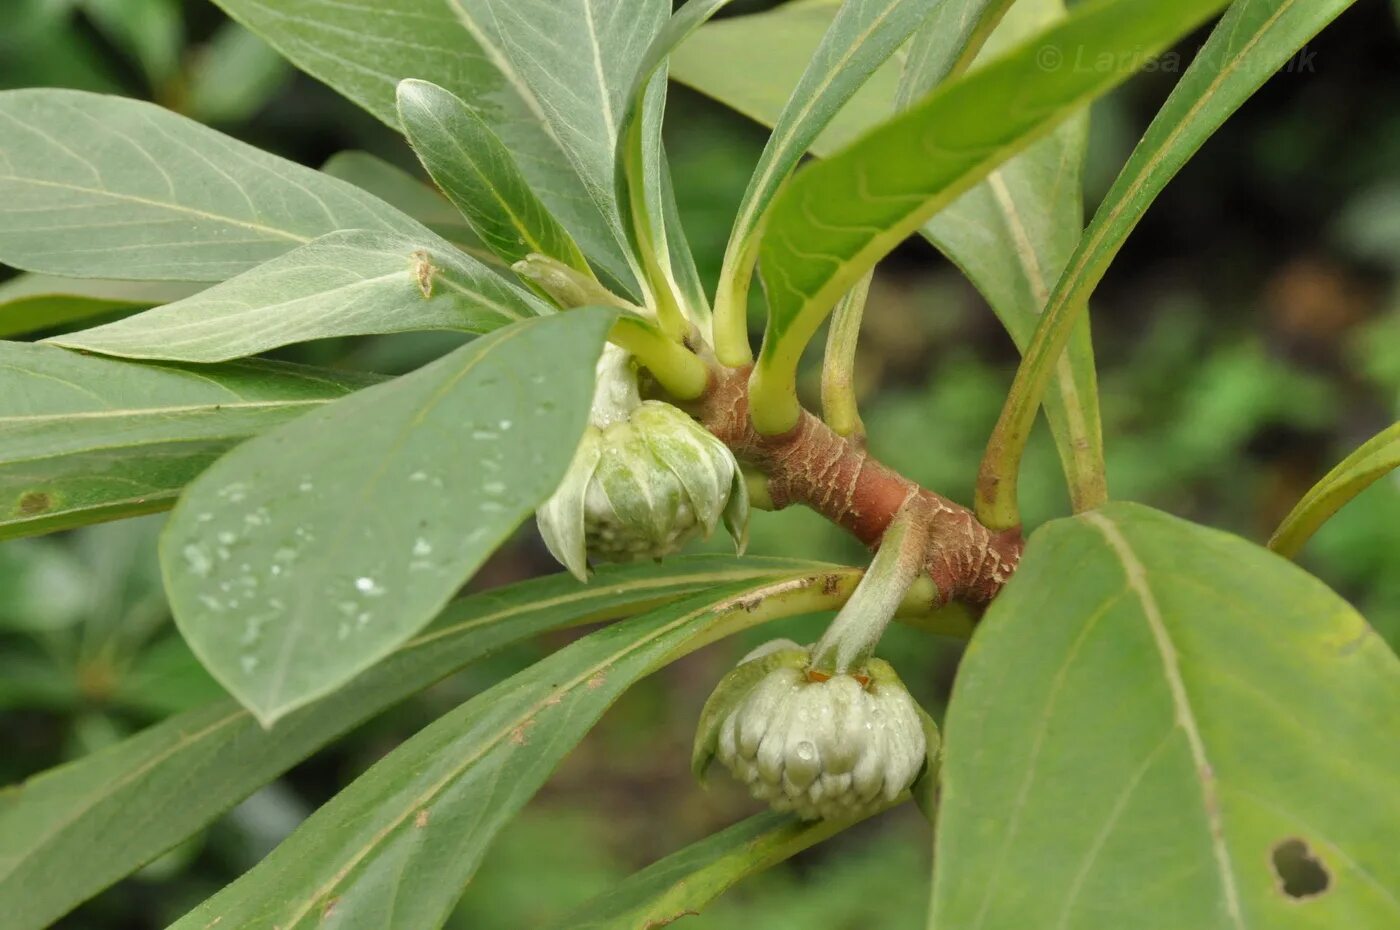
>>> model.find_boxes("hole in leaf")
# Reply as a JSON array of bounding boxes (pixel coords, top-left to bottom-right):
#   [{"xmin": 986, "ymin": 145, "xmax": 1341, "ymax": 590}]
[{"xmin": 1272, "ymin": 838, "xmax": 1330, "ymax": 899}]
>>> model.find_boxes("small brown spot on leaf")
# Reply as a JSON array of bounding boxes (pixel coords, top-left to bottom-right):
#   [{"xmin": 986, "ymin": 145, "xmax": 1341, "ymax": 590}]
[
  {"xmin": 410, "ymin": 250, "xmax": 436, "ymax": 299},
  {"xmin": 587, "ymin": 670, "xmax": 607, "ymax": 689},
  {"xmin": 1272, "ymin": 838, "xmax": 1330, "ymax": 899},
  {"xmin": 644, "ymin": 910, "xmax": 699, "ymax": 928},
  {"xmin": 544, "ymin": 693, "xmax": 564, "ymax": 706},
  {"xmin": 510, "ymin": 719, "xmax": 535, "ymax": 745},
  {"xmin": 321, "ymin": 897, "xmax": 339, "ymax": 920},
  {"xmin": 821, "ymin": 573, "xmax": 842, "ymax": 596},
  {"xmin": 414, "ymin": 809, "xmax": 430, "ymax": 829},
  {"xmin": 17, "ymin": 491, "xmax": 52, "ymax": 516}
]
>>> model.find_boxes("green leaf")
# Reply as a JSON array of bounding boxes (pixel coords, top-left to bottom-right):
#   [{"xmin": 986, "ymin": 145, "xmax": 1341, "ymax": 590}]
[
  {"xmin": 209, "ymin": 0, "xmax": 633, "ymax": 286},
  {"xmin": 169, "ymin": 572, "xmax": 856, "ymax": 930},
  {"xmin": 0, "ymin": 89, "xmax": 423, "ymax": 282},
  {"xmin": 912, "ymin": 0, "xmax": 1105, "ymax": 513},
  {"xmin": 455, "ymin": 0, "xmax": 667, "ymax": 237},
  {"xmin": 0, "ymin": 274, "xmax": 200, "ymax": 339},
  {"xmin": 673, "ymin": 0, "xmax": 1105, "ymax": 504},
  {"xmin": 712, "ymin": 0, "xmax": 943, "ymax": 363},
  {"xmin": 80, "ymin": 0, "xmax": 183, "ymax": 86},
  {"xmin": 1031, "ymin": 0, "xmax": 1361, "ymax": 390},
  {"xmin": 670, "ymin": 0, "xmax": 904, "ymax": 159},
  {"xmin": 614, "ymin": 0, "xmax": 734, "ymax": 337},
  {"xmin": 0, "ymin": 557, "xmax": 815, "ymax": 930},
  {"xmin": 749, "ymin": 0, "xmax": 1232, "ymax": 433},
  {"xmin": 162, "ymin": 309, "xmax": 615, "ymax": 725},
  {"xmin": 559, "ymin": 809, "xmax": 882, "ymax": 929},
  {"xmin": 1269, "ymin": 421, "xmax": 1400, "ymax": 558},
  {"xmin": 396, "ymin": 79, "xmax": 591, "ymax": 275},
  {"xmin": 184, "ymin": 22, "xmax": 292, "ymax": 124},
  {"xmin": 51, "ymin": 229, "xmax": 546, "ymax": 362},
  {"xmin": 895, "ymin": 0, "xmax": 1014, "ymax": 105},
  {"xmin": 319, "ymin": 151, "xmax": 493, "ymax": 261},
  {"xmin": 930, "ymin": 502, "xmax": 1400, "ymax": 929},
  {"xmin": 0, "ymin": 342, "xmax": 379, "ymax": 541}
]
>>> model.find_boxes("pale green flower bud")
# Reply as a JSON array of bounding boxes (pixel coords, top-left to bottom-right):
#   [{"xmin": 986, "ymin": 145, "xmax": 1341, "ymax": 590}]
[
  {"xmin": 537, "ymin": 347, "xmax": 747, "ymax": 579},
  {"xmin": 693, "ymin": 643, "xmax": 929, "ymax": 821}
]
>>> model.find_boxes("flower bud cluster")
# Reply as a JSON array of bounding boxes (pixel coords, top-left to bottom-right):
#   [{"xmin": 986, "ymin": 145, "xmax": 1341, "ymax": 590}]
[
  {"xmin": 538, "ymin": 345, "xmax": 746, "ymax": 578},
  {"xmin": 693, "ymin": 641, "xmax": 929, "ymax": 821}
]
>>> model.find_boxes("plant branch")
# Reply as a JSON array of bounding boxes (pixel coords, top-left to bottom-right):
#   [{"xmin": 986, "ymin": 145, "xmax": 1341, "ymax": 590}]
[{"xmin": 694, "ymin": 365, "xmax": 1023, "ymax": 608}]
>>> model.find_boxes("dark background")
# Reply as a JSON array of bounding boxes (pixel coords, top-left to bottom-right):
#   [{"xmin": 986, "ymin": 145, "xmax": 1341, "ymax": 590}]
[{"xmin": 2, "ymin": 1, "xmax": 1398, "ymax": 926}]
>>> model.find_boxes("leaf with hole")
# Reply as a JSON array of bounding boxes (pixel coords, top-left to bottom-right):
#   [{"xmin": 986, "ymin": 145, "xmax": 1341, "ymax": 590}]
[
  {"xmin": 0, "ymin": 89, "xmax": 424, "ymax": 282},
  {"xmin": 0, "ymin": 342, "xmax": 380, "ymax": 541},
  {"xmin": 929, "ymin": 502, "xmax": 1400, "ymax": 929},
  {"xmin": 52, "ymin": 229, "xmax": 546, "ymax": 362},
  {"xmin": 749, "ymin": 0, "xmax": 1232, "ymax": 433},
  {"xmin": 0, "ymin": 556, "xmax": 817, "ymax": 930},
  {"xmin": 169, "ymin": 573, "xmax": 856, "ymax": 930},
  {"xmin": 162, "ymin": 308, "xmax": 615, "ymax": 725}
]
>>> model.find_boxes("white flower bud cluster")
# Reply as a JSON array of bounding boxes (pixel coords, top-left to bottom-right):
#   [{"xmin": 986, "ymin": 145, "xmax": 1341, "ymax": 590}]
[
  {"xmin": 537, "ymin": 346, "xmax": 747, "ymax": 578},
  {"xmin": 696, "ymin": 643, "xmax": 928, "ymax": 821}
]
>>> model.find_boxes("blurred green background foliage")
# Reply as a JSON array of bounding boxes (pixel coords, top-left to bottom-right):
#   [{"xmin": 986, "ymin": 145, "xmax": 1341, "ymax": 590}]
[{"xmin": 2, "ymin": 0, "xmax": 1398, "ymax": 926}]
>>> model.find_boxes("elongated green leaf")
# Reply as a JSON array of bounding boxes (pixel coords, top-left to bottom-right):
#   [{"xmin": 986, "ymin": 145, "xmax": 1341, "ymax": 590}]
[
  {"xmin": 0, "ymin": 274, "xmax": 200, "ymax": 338},
  {"xmin": 750, "ymin": 0, "xmax": 1231, "ymax": 433},
  {"xmin": 560, "ymin": 804, "xmax": 896, "ymax": 929},
  {"xmin": 396, "ymin": 79, "xmax": 591, "ymax": 275},
  {"xmin": 52, "ymin": 229, "xmax": 545, "ymax": 362},
  {"xmin": 209, "ymin": 0, "xmax": 632, "ymax": 285},
  {"xmin": 1270, "ymin": 421, "xmax": 1400, "ymax": 558},
  {"xmin": 713, "ymin": 0, "xmax": 942, "ymax": 362},
  {"xmin": 0, "ymin": 89, "xmax": 425, "ymax": 282},
  {"xmin": 1031, "ymin": 0, "xmax": 1361, "ymax": 398},
  {"xmin": 615, "ymin": 0, "xmax": 734, "ymax": 336},
  {"xmin": 673, "ymin": 0, "xmax": 1105, "ymax": 505},
  {"xmin": 0, "ymin": 342, "xmax": 380, "ymax": 540},
  {"xmin": 895, "ymin": 0, "xmax": 1014, "ymax": 106},
  {"xmin": 455, "ymin": 0, "xmax": 667, "ymax": 232},
  {"xmin": 170, "ymin": 572, "xmax": 858, "ymax": 930},
  {"xmin": 163, "ymin": 309, "xmax": 615, "ymax": 724},
  {"xmin": 912, "ymin": 0, "xmax": 1105, "ymax": 513},
  {"xmin": 320, "ymin": 151, "xmax": 495, "ymax": 261},
  {"xmin": 81, "ymin": 0, "xmax": 182, "ymax": 86},
  {"xmin": 184, "ymin": 22, "xmax": 291, "ymax": 124},
  {"xmin": 0, "ymin": 556, "xmax": 819, "ymax": 930},
  {"xmin": 670, "ymin": 0, "xmax": 903, "ymax": 158},
  {"xmin": 930, "ymin": 502, "xmax": 1400, "ymax": 929}
]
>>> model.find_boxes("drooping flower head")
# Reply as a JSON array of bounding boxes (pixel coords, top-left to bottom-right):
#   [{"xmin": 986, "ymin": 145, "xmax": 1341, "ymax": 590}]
[
  {"xmin": 693, "ymin": 640, "xmax": 932, "ymax": 821},
  {"xmin": 537, "ymin": 345, "xmax": 747, "ymax": 578}
]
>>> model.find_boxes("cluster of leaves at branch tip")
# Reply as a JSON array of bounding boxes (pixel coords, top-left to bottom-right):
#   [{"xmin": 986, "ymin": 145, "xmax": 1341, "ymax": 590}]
[
  {"xmin": 692, "ymin": 638, "xmax": 932, "ymax": 821},
  {"xmin": 537, "ymin": 345, "xmax": 748, "ymax": 580}
]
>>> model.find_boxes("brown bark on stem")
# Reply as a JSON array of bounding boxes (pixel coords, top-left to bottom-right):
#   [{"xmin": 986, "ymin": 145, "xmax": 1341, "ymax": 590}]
[{"xmin": 693, "ymin": 366, "xmax": 1023, "ymax": 609}]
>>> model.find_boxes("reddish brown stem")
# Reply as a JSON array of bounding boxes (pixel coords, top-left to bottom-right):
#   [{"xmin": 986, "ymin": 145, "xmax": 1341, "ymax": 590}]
[{"xmin": 693, "ymin": 366, "xmax": 1023, "ymax": 609}]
